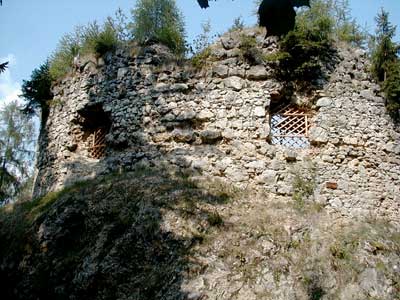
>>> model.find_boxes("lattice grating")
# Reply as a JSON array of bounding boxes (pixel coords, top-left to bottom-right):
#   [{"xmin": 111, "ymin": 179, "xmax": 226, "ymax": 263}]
[
  {"xmin": 270, "ymin": 104, "xmax": 312, "ymax": 149},
  {"xmin": 89, "ymin": 128, "xmax": 107, "ymax": 159}
]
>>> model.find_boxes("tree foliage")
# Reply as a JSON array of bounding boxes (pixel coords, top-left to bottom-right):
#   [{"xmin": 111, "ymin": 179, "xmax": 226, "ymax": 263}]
[
  {"xmin": 370, "ymin": 9, "xmax": 400, "ymax": 121},
  {"xmin": 130, "ymin": 0, "xmax": 186, "ymax": 55},
  {"xmin": 21, "ymin": 62, "xmax": 53, "ymax": 124},
  {"xmin": 0, "ymin": 62, "xmax": 8, "ymax": 74},
  {"xmin": 264, "ymin": 0, "xmax": 368, "ymax": 88},
  {"xmin": 0, "ymin": 101, "xmax": 35, "ymax": 204},
  {"xmin": 264, "ymin": 0, "xmax": 336, "ymax": 86}
]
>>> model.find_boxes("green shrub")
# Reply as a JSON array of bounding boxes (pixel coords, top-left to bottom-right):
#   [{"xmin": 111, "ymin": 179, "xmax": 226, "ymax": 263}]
[
  {"xmin": 238, "ymin": 34, "xmax": 265, "ymax": 64},
  {"xmin": 81, "ymin": 22, "xmax": 119, "ymax": 57},
  {"xmin": 130, "ymin": 0, "xmax": 186, "ymax": 55},
  {"xmin": 228, "ymin": 17, "xmax": 245, "ymax": 32},
  {"xmin": 272, "ymin": 29, "xmax": 333, "ymax": 83},
  {"xmin": 291, "ymin": 161, "xmax": 317, "ymax": 210},
  {"xmin": 207, "ymin": 211, "xmax": 224, "ymax": 227},
  {"xmin": 191, "ymin": 47, "xmax": 212, "ymax": 69},
  {"xmin": 265, "ymin": 1, "xmax": 338, "ymax": 85},
  {"xmin": 49, "ymin": 21, "xmax": 119, "ymax": 80},
  {"xmin": 49, "ymin": 31, "xmax": 81, "ymax": 80}
]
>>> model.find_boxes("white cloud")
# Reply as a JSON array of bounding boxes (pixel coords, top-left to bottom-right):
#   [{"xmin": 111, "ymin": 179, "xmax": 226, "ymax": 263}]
[{"xmin": 0, "ymin": 54, "xmax": 23, "ymax": 109}]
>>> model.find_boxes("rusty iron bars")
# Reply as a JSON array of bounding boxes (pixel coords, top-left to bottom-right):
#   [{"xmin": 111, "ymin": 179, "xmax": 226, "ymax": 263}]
[
  {"xmin": 270, "ymin": 104, "xmax": 312, "ymax": 148},
  {"xmin": 89, "ymin": 128, "xmax": 107, "ymax": 159}
]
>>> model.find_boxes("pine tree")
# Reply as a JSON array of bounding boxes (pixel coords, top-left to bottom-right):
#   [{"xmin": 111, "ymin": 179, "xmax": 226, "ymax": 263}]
[
  {"xmin": 371, "ymin": 9, "xmax": 398, "ymax": 82},
  {"xmin": 21, "ymin": 62, "xmax": 53, "ymax": 126},
  {"xmin": 0, "ymin": 62, "xmax": 8, "ymax": 73},
  {"xmin": 371, "ymin": 9, "xmax": 400, "ymax": 121},
  {"xmin": 0, "ymin": 101, "xmax": 35, "ymax": 203}
]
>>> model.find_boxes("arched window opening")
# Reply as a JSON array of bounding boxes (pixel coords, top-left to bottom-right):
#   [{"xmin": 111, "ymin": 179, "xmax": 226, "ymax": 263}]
[{"xmin": 270, "ymin": 103, "xmax": 312, "ymax": 149}]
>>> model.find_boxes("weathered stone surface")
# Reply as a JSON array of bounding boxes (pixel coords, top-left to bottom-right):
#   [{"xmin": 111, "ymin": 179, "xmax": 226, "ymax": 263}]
[
  {"xmin": 316, "ymin": 97, "xmax": 333, "ymax": 107},
  {"xmin": 223, "ymin": 76, "xmax": 245, "ymax": 91},
  {"xmin": 34, "ymin": 34, "xmax": 400, "ymax": 224},
  {"xmin": 220, "ymin": 35, "xmax": 239, "ymax": 50},
  {"xmin": 117, "ymin": 67, "xmax": 129, "ymax": 79},
  {"xmin": 284, "ymin": 150, "xmax": 297, "ymax": 162},
  {"xmin": 171, "ymin": 83, "xmax": 189, "ymax": 91},
  {"xmin": 309, "ymin": 127, "xmax": 329, "ymax": 144},
  {"xmin": 212, "ymin": 65, "xmax": 229, "ymax": 78},
  {"xmin": 247, "ymin": 65, "xmax": 269, "ymax": 80},
  {"xmin": 258, "ymin": 170, "xmax": 277, "ymax": 185},
  {"xmin": 225, "ymin": 166, "xmax": 249, "ymax": 182},
  {"xmin": 172, "ymin": 129, "xmax": 195, "ymax": 143},
  {"xmin": 200, "ymin": 130, "xmax": 222, "ymax": 144},
  {"xmin": 254, "ymin": 106, "xmax": 266, "ymax": 117},
  {"xmin": 197, "ymin": 110, "xmax": 214, "ymax": 121},
  {"xmin": 155, "ymin": 83, "xmax": 170, "ymax": 92}
]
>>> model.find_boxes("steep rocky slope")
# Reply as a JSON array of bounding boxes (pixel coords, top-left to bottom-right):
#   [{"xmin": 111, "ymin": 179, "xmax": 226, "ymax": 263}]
[{"xmin": 1, "ymin": 169, "xmax": 399, "ymax": 300}]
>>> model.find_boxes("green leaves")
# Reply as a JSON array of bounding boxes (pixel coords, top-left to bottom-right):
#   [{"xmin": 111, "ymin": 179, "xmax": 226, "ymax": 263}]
[
  {"xmin": 370, "ymin": 9, "xmax": 400, "ymax": 121},
  {"xmin": 130, "ymin": 0, "xmax": 186, "ymax": 55},
  {"xmin": 0, "ymin": 101, "xmax": 35, "ymax": 203},
  {"xmin": 0, "ymin": 62, "xmax": 8, "ymax": 74},
  {"xmin": 21, "ymin": 62, "xmax": 52, "ymax": 123}
]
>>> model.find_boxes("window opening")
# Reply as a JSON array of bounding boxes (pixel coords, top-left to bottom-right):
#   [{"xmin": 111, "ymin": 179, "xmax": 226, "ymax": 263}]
[
  {"xmin": 90, "ymin": 127, "xmax": 107, "ymax": 159},
  {"xmin": 74, "ymin": 104, "xmax": 111, "ymax": 159},
  {"xmin": 270, "ymin": 104, "xmax": 312, "ymax": 148}
]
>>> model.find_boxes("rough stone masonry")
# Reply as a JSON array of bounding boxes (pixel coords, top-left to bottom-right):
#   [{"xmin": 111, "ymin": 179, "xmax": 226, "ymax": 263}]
[{"xmin": 33, "ymin": 28, "xmax": 400, "ymax": 222}]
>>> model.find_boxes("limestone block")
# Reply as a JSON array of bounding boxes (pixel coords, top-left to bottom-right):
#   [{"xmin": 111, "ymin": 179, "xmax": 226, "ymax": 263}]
[
  {"xmin": 200, "ymin": 130, "xmax": 222, "ymax": 144},
  {"xmin": 316, "ymin": 97, "xmax": 333, "ymax": 107},
  {"xmin": 247, "ymin": 65, "xmax": 269, "ymax": 80},
  {"xmin": 224, "ymin": 76, "xmax": 245, "ymax": 91},
  {"xmin": 225, "ymin": 166, "xmax": 249, "ymax": 182},
  {"xmin": 309, "ymin": 127, "xmax": 329, "ymax": 144},
  {"xmin": 212, "ymin": 65, "xmax": 229, "ymax": 78},
  {"xmin": 171, "ymin": 83, "xmax": 188, "ymax": 91},
  {"xmin": 155, "ymin": 83, "xmax": 170, "ymax": 93},
  {"xmin": 197, "ymin": 110, "xmax": 215, "ymax": 121},
  {"xmin": 117, "ymin": 67, "xmax": 129, "ymax": 79},
  {"xmin": 220, "ymin": 35, "xmax": 239, "ymax": 50},
  {"xmin": 245, "ymin": 160, "xmax": 266, "ymax": 172},
  {"xmin": 258, "ymin": 170, "xmax": 277, "ymax": 185},
  {"xmin": 343, "ymin": 136, "xmax": 358, "ymax": 146},
  {"xmin": 254, "ymin": 106, "xmax": 266, "ymax": 118},
  {"xmin": 172, "ymin": 129, "xmax": 195, "ymax": 143}
]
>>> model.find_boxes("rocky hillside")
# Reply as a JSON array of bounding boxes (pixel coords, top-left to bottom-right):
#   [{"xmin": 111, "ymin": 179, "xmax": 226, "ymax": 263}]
[{"xmin": 1, "ymin": 168, "xmax": 399, "ymax": 300}]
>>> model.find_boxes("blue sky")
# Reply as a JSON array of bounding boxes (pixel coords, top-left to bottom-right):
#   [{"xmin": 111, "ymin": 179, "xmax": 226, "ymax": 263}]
[{"xmin": 0, "ymin": 0, "xmax": 399, "ymax": 108}]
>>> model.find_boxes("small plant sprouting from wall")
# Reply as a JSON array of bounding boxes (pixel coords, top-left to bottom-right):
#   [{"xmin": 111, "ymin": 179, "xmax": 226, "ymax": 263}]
[
  {"xmin": 238, "ymin": 34, "xmax": 265, "ymax": 65},
  {"xmin": 291, "ymin": 159, "xmax": 317, "ymax": 210}
]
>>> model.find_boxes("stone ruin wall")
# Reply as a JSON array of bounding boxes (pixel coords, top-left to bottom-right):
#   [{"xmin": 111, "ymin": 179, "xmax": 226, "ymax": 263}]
[{"xmin": 34, "ymin": 29, "xmax": 400, "ymax": 222}]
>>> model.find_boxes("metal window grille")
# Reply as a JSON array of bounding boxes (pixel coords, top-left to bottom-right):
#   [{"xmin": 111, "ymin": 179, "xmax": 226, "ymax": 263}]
[
  {"xmin": 89, "ymin": 128, "xmax": 107, "ymax": 159},
  {"xmin": 270, "ymin": 104, "xmax": 312, "ymax": 148}
]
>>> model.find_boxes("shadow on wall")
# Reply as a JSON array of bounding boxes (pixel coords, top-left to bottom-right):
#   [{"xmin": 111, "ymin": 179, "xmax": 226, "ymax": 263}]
[
  {"xmin": 33, "ymin": 43, "xmax": 220, "ymax": 196},
  {"xmin": 0, "ymin": 166, "xmax": 232, "ymax": 300},
  {"xmin": 15, "ymin": 45, "xmax": 232, "ymax": 299}
]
